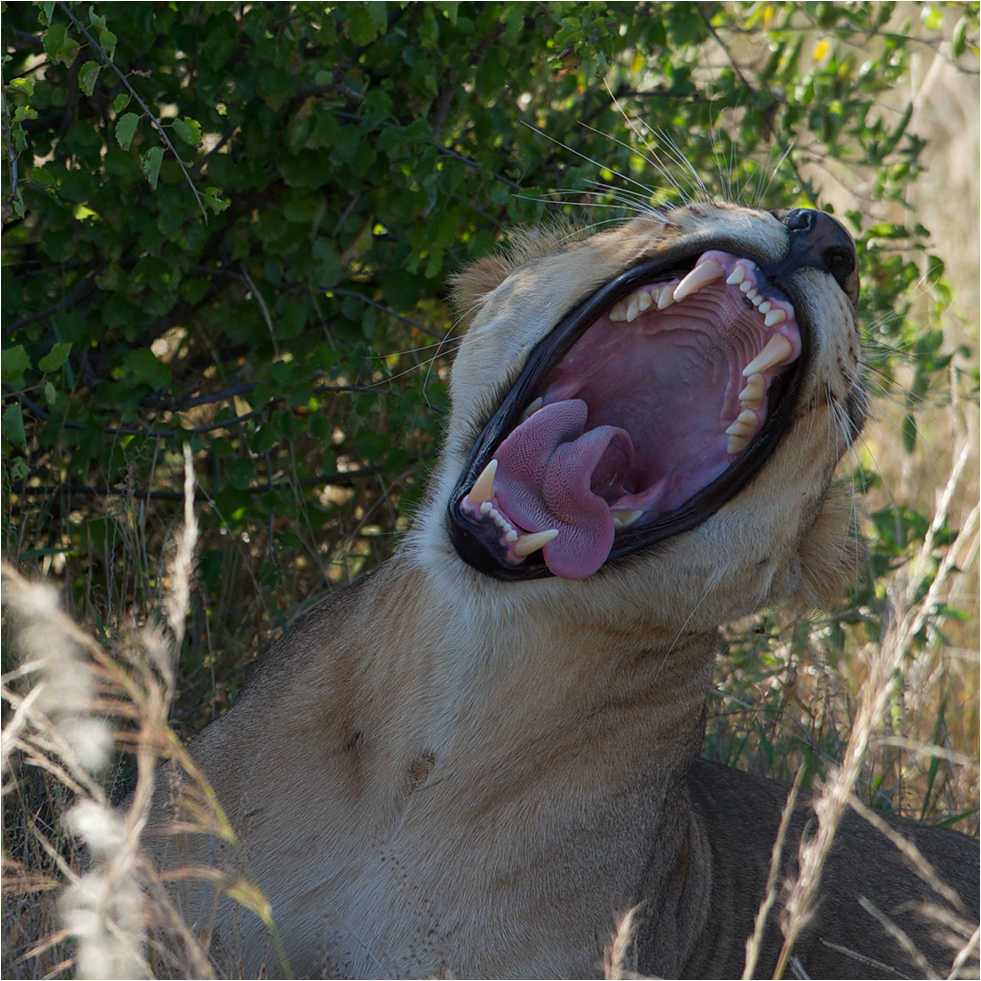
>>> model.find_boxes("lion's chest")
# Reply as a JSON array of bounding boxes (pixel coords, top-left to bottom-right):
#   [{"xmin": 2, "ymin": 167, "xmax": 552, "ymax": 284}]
[{"xmin": 218, "ymin": 755, "xmax": 652, "ymax": 979}]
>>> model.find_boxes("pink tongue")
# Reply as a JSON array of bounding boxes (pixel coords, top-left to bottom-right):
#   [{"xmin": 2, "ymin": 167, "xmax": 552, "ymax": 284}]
[{"xmin": 492, "ymin": 400, "xmax": 634, "ymax": 579}]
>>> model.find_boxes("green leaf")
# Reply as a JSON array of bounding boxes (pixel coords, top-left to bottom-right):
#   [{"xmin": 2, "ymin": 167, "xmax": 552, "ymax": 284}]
[
  {"xmin": 172, "ymin": 116, "xmax": 202, "ymax": 146},
  {"xmin": 921, "ymin": 5, "xmax": 943, "ymax": 31},
  {"xmin": 952, "ymin": 17, "xmax": 968, "ymax": 59},
  {"xmin": 43, "ymin": 23, "xmax": 80, "ymax": 66},
  {"xmin": 116, "ymin": 112, "xmax": 139, "ymax": 150},
  {"xmin": 902, "ymin": 413, "xmax": 918, "ymax": 453},
  {"xmin": 99, "ymin": 28, "xmax": 118, "ymax": 59},
  {"xmin": 1, "ymin": 346, "xmax": 32, "ymax": 387},
  {"xmin": 142, "ymin": 146, "xmax": 164, "ymax": 188},
  {"xmin": 38, "ymin": 342, "xmax": 72, "ymax": 372},
  {"xmin": 118, "ymin": 347, "xmax": 172, "ymax": 390},
  {"xmin": 1, "ymin": 404, "xmax": 26, "ymax": 448},
  {"xmin": 10, "ymin": 76, "xmax": 36, "ymax": 98},
  {"xmin": 203, "ymin": 186, "xmax": 229, "ymax": 214},
  {"xmin": 348, "ymin": 3, "xmax": 387, "ymax": 45},
  {"xmin": 113, "ymin": 93, "xmax": 131, "ymax": 113},
  {"xmin": 79, "ymin": 60, "xmax": 101, "ymax": 97}
]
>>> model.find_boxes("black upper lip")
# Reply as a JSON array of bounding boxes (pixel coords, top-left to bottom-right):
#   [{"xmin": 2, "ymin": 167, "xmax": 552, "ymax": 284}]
[{"xmin": 446, "ymin": 248, "xmax": 809, "ymax": 581}]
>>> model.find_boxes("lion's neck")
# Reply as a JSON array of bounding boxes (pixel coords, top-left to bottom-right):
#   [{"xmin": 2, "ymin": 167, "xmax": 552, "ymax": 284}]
[{"xmin": 360, "ymin": 553, "xmax": 715, "ymax": 806}]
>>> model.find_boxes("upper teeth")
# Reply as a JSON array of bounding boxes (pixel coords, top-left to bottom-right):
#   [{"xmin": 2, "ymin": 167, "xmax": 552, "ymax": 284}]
[
  {"xmin": 608, "ymin": 256, "xmax": 792, "ymax": 339},
  {"xmin": 607, "ymin": 253, "xmax": 801, "ymax": 461},
  {"xmin": 672, "ymin": 257, "xmax": 725, "ymax": 302},
  {"xmin": 608, "ymin": 255, "xmax": 730, "ymax": 324},
  {"xmin": 743, "ymin": 334, "xmax": 793, "ymax": 377}
]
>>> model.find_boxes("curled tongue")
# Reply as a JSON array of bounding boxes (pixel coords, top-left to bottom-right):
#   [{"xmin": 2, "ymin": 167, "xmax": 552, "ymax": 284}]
[{"xmin": 492, "ymin": 400, "xmax": 633, "ymax": 579}]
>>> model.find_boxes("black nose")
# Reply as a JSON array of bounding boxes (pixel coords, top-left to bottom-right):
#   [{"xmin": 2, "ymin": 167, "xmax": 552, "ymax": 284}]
[{"xmin": 780, "ymin": 208, "xmax": 858, "ymax": 302}]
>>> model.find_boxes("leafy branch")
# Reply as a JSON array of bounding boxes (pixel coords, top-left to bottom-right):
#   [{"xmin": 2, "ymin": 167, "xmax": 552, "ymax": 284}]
[{"xmin": 56, "ymin": 2, "xmax": 212, "ymax": 220}]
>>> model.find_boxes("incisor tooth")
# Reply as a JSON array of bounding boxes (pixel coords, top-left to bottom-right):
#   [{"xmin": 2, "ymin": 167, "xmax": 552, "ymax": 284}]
[
  {"xmin": 656, "ymin": 286, "xmax": 675, "ymax": 310},
  {"xmin": 625, "ymin": 295, "xmax": 641, "ymax": 323},
  {"xmin": 521, "ymin": 397, "xmax": 543, "ymax": 421},
  {"xmin": 726, "ymin": 264, "xmax": 746, "ymax": 285},
  {"xmin": 612, "ymin": 509, "xmax": 643, "ymax": 530},
  {"xmin": 513, "ymin": 528, "xmax": 558, "ymax": 557},
  {"xmin": 742, "ymin": 334, "xmax": 792, "ymax": 377},
  {"xmin": 467, "ymin": 458, "xmax": 498, "ymax": 506},
  {"xmin": 673, "ymin": 257, "xmax": 724, "ymax": 301},
  {"xmin": 609, "ymin": 301, "xmax": 627, "ymax": 321}
]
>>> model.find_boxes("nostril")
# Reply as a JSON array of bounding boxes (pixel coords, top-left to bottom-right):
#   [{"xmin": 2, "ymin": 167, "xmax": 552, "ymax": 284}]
[
  {"xmin": 824, "ymin": 246, "xmax": 856, "ymax": 291},
  {"xmin": 784, "ymin": 208, "xmax": 817, "ymax": 233}
]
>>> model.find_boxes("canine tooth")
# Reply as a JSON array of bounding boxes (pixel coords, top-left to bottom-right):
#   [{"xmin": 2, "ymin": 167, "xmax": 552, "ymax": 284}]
[
  {"xmin": 467, "ymin": 459, "xmax": 498, "ymax": 506},
  {"xmin": 742, "ymin": 334, "xmax": 793, "ymax": 377},
  {"xmin": 609, "ymin": 300, "xmax": 627, "ymax": 322},
  {"xmin": 764, "ymin": 308, "xmax": 787, "ymax": 327},
  {"xmin": 673, "ymin": 257, "xmax": 724, "ymax": 302},
  {"xmin": 727, "ymin": 433, "xmax": 750, "ymax": 455},
  {"xmin": 513, "ymin": 528, "xmax": 558, "ymax": 557},
  {"xmin": 612, "ymin": 509, "xmax": 643, "ymax": 531},
  {"xmin": 738, "ymin": 373, "xmax": 766, "ymax": 409},
  {"xmin": 521, "ymin": 397, "xmax": 544, "ymax": 421},
  {"xmin": 726, "ymin": 264, "xmax": 746, "ymax": 285}
]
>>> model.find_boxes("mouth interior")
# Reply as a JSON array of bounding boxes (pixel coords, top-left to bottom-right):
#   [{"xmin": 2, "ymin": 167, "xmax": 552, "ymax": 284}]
[{"xmin": 457, "ymin": 249, "xmax": 802, "ymax": 580}]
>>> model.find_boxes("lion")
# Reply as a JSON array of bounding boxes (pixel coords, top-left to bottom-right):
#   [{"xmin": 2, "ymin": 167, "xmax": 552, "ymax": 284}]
[{"xmin": 148, "ymin": 201, "xmax": 979, "ymax": 979}]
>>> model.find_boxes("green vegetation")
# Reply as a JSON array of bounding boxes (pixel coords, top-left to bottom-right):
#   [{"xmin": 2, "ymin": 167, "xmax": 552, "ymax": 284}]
[{"xmin": 2, "ymin": 3, "xmax": 978, "ymax": 977}]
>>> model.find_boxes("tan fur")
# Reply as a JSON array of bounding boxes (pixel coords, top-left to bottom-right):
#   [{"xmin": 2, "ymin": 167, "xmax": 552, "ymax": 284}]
[{"xmin": 147, "ymin": 202, "xmax": 978, "ymax": 979}]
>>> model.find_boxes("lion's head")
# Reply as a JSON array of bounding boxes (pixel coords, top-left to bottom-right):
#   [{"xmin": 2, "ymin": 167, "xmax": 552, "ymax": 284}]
[{"xmin": 415, "ymin": 202, "xmax": 867, "ymax": 631}]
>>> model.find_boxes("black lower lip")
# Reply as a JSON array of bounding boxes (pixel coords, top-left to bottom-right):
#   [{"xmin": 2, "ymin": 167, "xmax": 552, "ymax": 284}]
[{"xmin": 446, "ymin": 254, "xmax": 808, "ymax": 580}]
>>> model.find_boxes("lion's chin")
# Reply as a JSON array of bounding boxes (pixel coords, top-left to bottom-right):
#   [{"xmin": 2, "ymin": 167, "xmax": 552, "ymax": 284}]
[{"xmin": 449, "ymin": 249, "xmax": 805, "ymax": 580}]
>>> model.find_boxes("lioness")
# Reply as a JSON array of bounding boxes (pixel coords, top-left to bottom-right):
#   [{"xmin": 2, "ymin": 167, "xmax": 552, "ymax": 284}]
[{"xmin": 150, "ymin": 201, "xmax": 979, "ymax": 979}]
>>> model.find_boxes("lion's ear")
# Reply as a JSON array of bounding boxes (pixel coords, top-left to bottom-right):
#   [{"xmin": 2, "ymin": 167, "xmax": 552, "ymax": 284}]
[
  {"xmin": 449, "ymin": 224, "xmax": 580, "ymax": 332},
  {"xmin": 448, "ymin": 254, "xmax": 514, "ymax": 332},
  {"xmin": 790, "ymin": 483, "xmax": 868, "ymax": 609}
]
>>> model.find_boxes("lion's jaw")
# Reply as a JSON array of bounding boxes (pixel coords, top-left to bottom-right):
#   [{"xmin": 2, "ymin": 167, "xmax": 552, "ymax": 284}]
[{"xmin": 412, "ymin": 201, "xmax": 865, "ymax": 636}]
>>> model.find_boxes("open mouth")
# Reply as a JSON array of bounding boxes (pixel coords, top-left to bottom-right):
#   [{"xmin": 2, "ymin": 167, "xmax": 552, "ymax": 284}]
[{"xmin": 447, "ymin": 248, "xmax": 807, "ymax": 581}]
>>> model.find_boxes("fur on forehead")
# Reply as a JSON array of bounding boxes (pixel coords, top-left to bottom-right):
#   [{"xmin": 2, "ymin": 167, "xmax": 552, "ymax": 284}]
[{"xmin": 449, "ymin": 222, "xmax": 590, "ymax": 331}]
